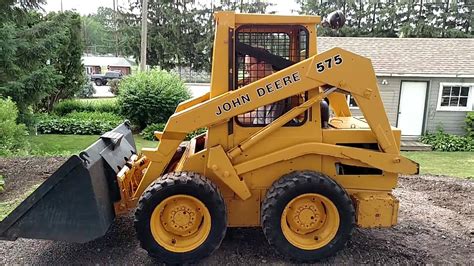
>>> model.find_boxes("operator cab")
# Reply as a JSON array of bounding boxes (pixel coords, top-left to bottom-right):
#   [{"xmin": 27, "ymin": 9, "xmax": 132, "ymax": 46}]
[{"xmin": 233, "ymin": 24, "xmax": 330, "ymax": 128}]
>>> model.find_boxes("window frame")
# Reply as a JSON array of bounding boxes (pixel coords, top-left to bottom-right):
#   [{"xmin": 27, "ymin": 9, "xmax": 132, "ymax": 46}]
[
  {"xmin": 234, "ymin": 24, "xmax": 310, "ymax": 128},
  {"xmin": 436, "ymin": 82, "xmax": 474, "ymax": 112}
]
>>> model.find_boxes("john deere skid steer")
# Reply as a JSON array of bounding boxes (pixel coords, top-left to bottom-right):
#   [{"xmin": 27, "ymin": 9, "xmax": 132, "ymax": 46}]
[{"xmin": 0, "ymin": 11, "xmax": 418, "ymax": 263}]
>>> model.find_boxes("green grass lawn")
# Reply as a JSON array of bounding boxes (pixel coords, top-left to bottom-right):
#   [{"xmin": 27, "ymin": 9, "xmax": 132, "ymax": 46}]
[
  {"xmin": 28, "ymin": 134, "xmax": 157, "ymax": 156},
  {"xmin": 403, "ymin": 151, "xmax": 474, "ymax": 178}
]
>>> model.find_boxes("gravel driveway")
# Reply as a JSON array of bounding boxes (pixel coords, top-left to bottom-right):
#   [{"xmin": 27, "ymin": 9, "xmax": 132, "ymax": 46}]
[{"xmin": 0, "ymin": 157, "xmax": 473, "ymax": 264}]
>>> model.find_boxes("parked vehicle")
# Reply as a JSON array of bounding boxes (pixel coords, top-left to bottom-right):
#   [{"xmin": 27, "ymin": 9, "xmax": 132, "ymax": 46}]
[{"xmin": 90, "ymin": 71, "xmax": 122, "ymax": 86}]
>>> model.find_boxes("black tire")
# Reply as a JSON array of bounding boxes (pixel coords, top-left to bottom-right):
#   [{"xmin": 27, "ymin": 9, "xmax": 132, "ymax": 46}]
[
  {"xmin": 261, "ymin": 171, "xmax": 355, "ymax": 262},
  {"xmin": 94, "ymin": 79, "xmax": 102, "ymax": 86},
  {"xmin": 134, "ymin": 172, "xmax": 227, "ymax": 264}
]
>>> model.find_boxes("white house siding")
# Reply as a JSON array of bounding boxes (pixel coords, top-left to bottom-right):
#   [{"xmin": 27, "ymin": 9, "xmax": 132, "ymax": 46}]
[
  {"xmin": 349, "ymin": 77, "xmax": 401, "ymax": 126},
  {"xmin": 424, "ymin": 77, "xmax": 474, "ymax": 135},
  {"xmin": 360, "ymin": 76, "xmax": 473, "ymax": 136}
]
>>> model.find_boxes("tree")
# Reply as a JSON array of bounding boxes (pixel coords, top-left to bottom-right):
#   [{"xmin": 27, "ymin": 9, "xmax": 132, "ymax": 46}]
[
  {"xmin": 296, "ymin": 0, "xmax": 472, "ymax": 38},
  {"xmin": 41, "ymin": 12, "xmax": 85, "ymax": 111},
  {"xmin": 0, "ymin": 10, "xmax": 85, "ymax": 121},
  {"xmin": 82, "ymin": 16, "xmax": 113, "ymax": 54},
  {"xmin": 82, "ymin": 7, "xmax": 118, "ymax": 55},
  {"xmin": 118, "ymin": 0, "xmax": 274, "ymax": 72}
]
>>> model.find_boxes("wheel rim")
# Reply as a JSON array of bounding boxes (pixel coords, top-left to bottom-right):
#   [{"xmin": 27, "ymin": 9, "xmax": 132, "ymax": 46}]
[
  {"xmin": 281, "ymin": 193, "xmax": 340, "ymax": 250},
  {"xmin": 150, "ymin": 195, "xmax": 211, "ymax": 253}
]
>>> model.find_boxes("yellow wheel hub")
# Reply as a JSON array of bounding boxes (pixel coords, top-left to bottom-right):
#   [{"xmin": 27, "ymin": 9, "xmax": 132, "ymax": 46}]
[
  {"xmin": 281, "ymin": 193, "xmax": 340, "ymax": 250},
  {"xmin": 150, "ymin": 195, "xmax": 211, "ymax": 253}
]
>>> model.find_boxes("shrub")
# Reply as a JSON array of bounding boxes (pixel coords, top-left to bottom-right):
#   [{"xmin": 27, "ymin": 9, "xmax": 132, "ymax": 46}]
[
  {"xmin": 466, "ymin": 111, "xmax": 474, "ymax": 138},
  {"xmin": 141, "ymin": 123, "xmax": 207, "ymax": 141},
  {"xmin": 36, "ymin": 112, "xmax": 123, "ymax": 135},
  {"xmin": 140, "ymin": 123, "xmax": 166, "ymax": 140},
  {"xmin": 108, "ymin": 79, "xmax": 121, "ymax": 95},
  {"xmin": 117, "ymin": 70, "xmax": 191, "ymax": 129},
  {"xmin": 0, "ymin": 98, "xmax": 29, "ymax": 155},
  {"xmin": 421, "ymin": 129, "xmax": 473, "ymax": 152},
  {"xmin": 76, "ymin": 79, "xmax": 96, "ymax": 98},
  {"xmin": 53, "ymin": 99, "xmax": 119, "ymax": 116}
]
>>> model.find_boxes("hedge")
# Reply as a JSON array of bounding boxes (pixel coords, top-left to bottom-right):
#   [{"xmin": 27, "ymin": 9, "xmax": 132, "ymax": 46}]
[
  {"xmin": 37, "ymin": 112, "xmax": 123, "ymax": 135},
  {"xmin": 53, "ymin": 99, "xmax": 119, "ymax": 116}
]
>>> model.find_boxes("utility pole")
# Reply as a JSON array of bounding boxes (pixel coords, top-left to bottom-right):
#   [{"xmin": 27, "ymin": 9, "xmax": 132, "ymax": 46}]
[
  {"xmin": 60, "ymin": 0, "xmax": 63, "ymax": 12},
  {"xmin": 140, "ymin": 0, "xmax": 149, "ymax": 71},
  {"xmin": 113, "ymin": 0, "xmax": 119, "ymax": 56}
]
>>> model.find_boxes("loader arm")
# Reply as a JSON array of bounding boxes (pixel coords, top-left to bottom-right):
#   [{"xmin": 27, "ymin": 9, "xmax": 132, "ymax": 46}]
[{"xmin": 135, "ymin": 47, "xmax": 400, "ymax": 199}]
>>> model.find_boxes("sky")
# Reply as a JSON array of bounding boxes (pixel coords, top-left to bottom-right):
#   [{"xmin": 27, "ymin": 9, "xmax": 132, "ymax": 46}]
[{"xmin": 43, "ymin": 0, "xmax": 300, "ymax": 15}]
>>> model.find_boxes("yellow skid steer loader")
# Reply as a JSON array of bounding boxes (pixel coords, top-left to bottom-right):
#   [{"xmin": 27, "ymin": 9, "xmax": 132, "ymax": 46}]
[{"xmin": 0, "ymin": 11, "xmax": 418, "ymax": 264}]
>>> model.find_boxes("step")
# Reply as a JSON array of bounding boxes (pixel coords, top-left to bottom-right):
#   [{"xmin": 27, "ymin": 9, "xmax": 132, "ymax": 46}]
[{"xmin": 400, "ymin": 140, "xmax": 432, "ymax": 151}]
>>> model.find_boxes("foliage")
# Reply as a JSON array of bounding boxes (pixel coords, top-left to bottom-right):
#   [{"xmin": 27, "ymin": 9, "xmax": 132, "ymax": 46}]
[
  {"xmin": 117, "ymin": 70, "xmax": 191, "ymax": 129},
  {"xmin": 140, "ymin": 123, "xmax": 166, "ymax": 140},
  {"xmin": 186, "ymin": 128, "xmax": 208, "ymax": 141},
  {"xmin": 76, "ymin": 78, "xmax": 96, "ymax": 98},
  {"xmin": 0, "ymin": 10, "xmax": 85, "ymax": 121},
  {"xmin": 465, "ymin": 112, "xmax": 474, "ymax": 138},
  {"xmin": 40, "ymin": 12, "xmax": 86, "ymax": 111},
  {"xmin": 52, "ymin": 98, "xmax": 119, "ymax": 116},
  {"xmin": 0, "ymin": 98, "xmax": 29, "ymax": 156},
  {"xmin": 0, "ymin": 0, "xmax": 44, "ymax": 21},
  {"xmin": 421, "ymin": 129, "xmax": 473, "ymax": 152},
  {"xmin": 82, "ymin": 7, "xmax": 118, "ymax": 55},
  {"xmin": 141, "ymin": 123, "xmax": 207, "ymax": 141},
  {"xmin": 108, "ymin": 79, "xmax": 121, "ymax": 95},
  {"xmin": 36, "ymin": 112, "xmax": 123, "ymax": 135},
  {"xmin": 296, "ymin": 0, "xmax": 472, "ymax": 38},
  {"xmin": 118, "ymin": 0, "xmax": 272, "ymax": 72}
]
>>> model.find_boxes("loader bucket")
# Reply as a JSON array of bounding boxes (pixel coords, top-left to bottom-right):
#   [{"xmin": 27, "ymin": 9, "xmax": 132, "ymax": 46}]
[{"xmin": 0, "ymin": 122, "xmax": 136, "ymax": 243}]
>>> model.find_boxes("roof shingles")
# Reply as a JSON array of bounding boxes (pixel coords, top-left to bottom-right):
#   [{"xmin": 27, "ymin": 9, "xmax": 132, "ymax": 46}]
[{"xmin": 317, "ymin": 37, "xmax": 474, "ymax": 76}]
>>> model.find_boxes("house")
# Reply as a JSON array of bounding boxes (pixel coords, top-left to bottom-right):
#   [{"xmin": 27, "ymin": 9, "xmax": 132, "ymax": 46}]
[
  {"xmin": 82, "ymin": 55, "xmax": 133, "ymax": 75},
  {"xmin": 318, "ymin": 37, "xmax": 474, "ymax": 137}
]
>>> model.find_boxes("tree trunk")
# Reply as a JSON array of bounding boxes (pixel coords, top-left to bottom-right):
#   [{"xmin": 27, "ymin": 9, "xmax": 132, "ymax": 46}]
[
  {"xmin": 419, "ymin": 0, "xmax": 423, "ymax": 20},
  {"xmin": 371, "ymin": 2, "xmax": 376, "ymax": 35},
  {"xmin": 442, "ymin": 0, "xmax": 449, "ymax": 37},
  {"xmin": 357, "ymin": 0, "xmax": 362, "ymax": 29},
  {"xmin": 463, "ymin": 0, "xmax": 470, "ymax": 34}
]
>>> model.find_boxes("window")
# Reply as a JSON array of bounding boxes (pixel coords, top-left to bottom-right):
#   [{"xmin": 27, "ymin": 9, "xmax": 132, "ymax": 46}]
[
  {"xmin": 437, "ymin": 83, "xmax": 474, "ymax": 111},
  {"xmin": 235, "ymin": 25, "xmax": 309, "ymax": 127},
  {"xmin": 346, "ymin": 95, "xmax": 358, "ymax": 109}
]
